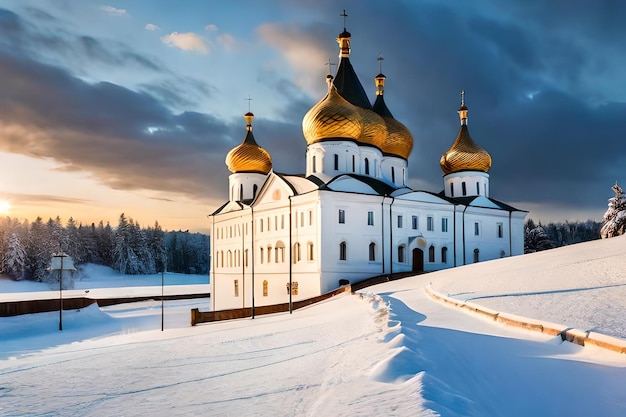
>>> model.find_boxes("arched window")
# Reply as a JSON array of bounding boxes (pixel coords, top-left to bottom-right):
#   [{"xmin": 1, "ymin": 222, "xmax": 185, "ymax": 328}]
[
  {"xmin": 220, "ymin": 251, "xmax": 224, "ymax": 268},
  {"xmin": 253, "ymin": 184, "xmax": 258, "ymax": 199},
  {"xmin": 391, "ymin": 167, "xmax": 395, "ymax": 183},
  {"xmin": 450, "ymin": 183, "xmax": 454, "ymax": 197},
  {"xmin": 293, "ymin": 242, "xmax": 301, "ymax": 263},
  {"xmin": 441, "ymin": 247, "xmax": 448, "ymax": 263},
  {"xmin": 428, "ymin": 245, "xmax": 435, "ymax": 262},
  {"xmin": 339, "ymin": 241, "xmax": 347, "ymax": 261},
  {"xmin": 476, "ymin": 182, "xmax": 480, "ymax": 195},
  {"xmin": 306, "ymin": 242, "xmax": 312, "ymax": 260},
  {"xmin": 364, "ymin": 158, "xmax": 370, "ymax": 175},
  {"xmin": 473, "ymin": 248, "xmax": 480, "ymax": 263},
  {"xmin": 263, "ymin": 280, "xmax": 268, "ymax": 297},
  {"xmin": 227, "ymin": 250, "xmax": 233, "ymax": 267},
  {"xmin": 267, "ymin": 245, "xmax": 272, "ymax": 263},
  {"xmin": 369, "ymin": 242, "xmax": 376, "ymax": 261},
  {"xmin": 352, "ymin": 155, "xmax": 355, "ymax": 172},
  {"xmin": 275, "ymin": 241, "xmax": 285, "ymax": 263},
  {"xmin": 239, "ymin": 184, "xmax": 243, "ymax": 201},
  {"xmin": 259, "ymin": 247, "xmax": 264, "ymax": 264},
  {"xmin": 312, "ymin": 155, "xmax": 317, "ymax": 173},
  {"xmin": 334, "ymin": 154, "xmax": 339, "ymax": 170},
  {"xmin": 462, "ymin": 182, "xmax": 467, "ymax": 196},
  {"xmin": 244, "ymin": 249, "xmax": 249, "ymax": 267},
  {"xmin": 397, "ymin": 245, "xmax": 406, "ymax": 263}
]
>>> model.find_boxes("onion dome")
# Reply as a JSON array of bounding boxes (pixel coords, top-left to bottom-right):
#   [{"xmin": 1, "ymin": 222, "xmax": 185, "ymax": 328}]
[
  {"xmin": 372, "ymin": 72, "xmax": 413, "ymax": 159},
  {"xmin": 225, "ymin": 112, "xmax": 272, "ymax": 174},
  {"xmin": 302, "ymin": 78, "xmax": 363, "ymax": 145},
  {"xmin": 440, "ymin": 93, "xmax": 491, "ymax": 175}
]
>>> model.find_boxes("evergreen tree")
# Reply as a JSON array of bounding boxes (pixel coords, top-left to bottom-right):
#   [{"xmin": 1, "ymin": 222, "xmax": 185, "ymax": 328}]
[
  {"xmin": 25, "ymin": 217, "xmax": 55, "ymax": 281},
  {"xmin": 601, "ymin": 183, "xmax": 626, "ymax": 239},
  {"xmin": 524, "ymin": 225, "xmax": 553, "ymax": 253},
  {"xmin": 3, "ymin": 232, "xmax": 26, "ymax": 279}
]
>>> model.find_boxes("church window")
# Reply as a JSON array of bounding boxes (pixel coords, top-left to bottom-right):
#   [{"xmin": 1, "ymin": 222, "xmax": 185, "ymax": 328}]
[
  {"xmin": 229, "ymin": 226, "xmax": 232, "ymax": 238},
  {"xmin": 267, "ymin": 245, "xmax": 272, "ymax": 263},
  {"xmin": 412, "ymin": 215, "xmax": 418, "ymax": 230},
  {"xmin": 309, "ymin": 210, "xmax": 313, "ymax": 225},
  {"xmin": 260, "ymin": 247, "xmax": 264, "ymax": 264},
  {"xmin": 427, "ymin": 216, "xmax": 434, "ymax": 231},
  {"xmin": 369, "ymin": 242, "xmax": 376, "ymax": 261},
  {"xmin": 307, "ymin": 242, "xmax": 314, "ymax": 261},
  {"xmin": 234, "ymin": 280, "xmax": 239, "ymax": 297},
  {"xmin": 462, "ymin": 182, "xmax": 467, "ymax": 196},
  {"xmin": 441, "ymin": 247, "xmax": 448, "ymax": 263},
  {"xmin": 253, "ymin": 184, "xmax": 258, "ymax": 199},
  {"xmin": 239, "ymin": 184, "xmax": 243, "ymax": 201},
  {"xmin": 244, "ymin": 249, "xmax": 249, "ymax": 267},
  {"xmin": 474, "ymin": 248, "xmax": 480, "ymax": 263},
  {"xmin": 442, "ymin": 217, "xmax": 449, "ymax": 233},
  {"xmin": 276, "ymin": 241, "xmax": 285, "ymax": 263},
  {"xmin": 267, "ymin": 217, "xmax": 271, "ymax": 231},
  {"xmin": 497, "ymin": 222, "xmax": 504, "ymax": 238},
  {"xmin": 300, "ymin": 212, "xmax": 304, "ymax": 227},
  {"xmin": 263, "ymin": 280, "xmax": 268, "ymax": 297},
  {"xmin": 428, "ymin": 245, "xmax": 435, "ymax": 263},
  {"xmin": 293, "ymin": 242, "xmax": 301, "ymax": 263},
  {"xmin": 391, "ymin": 167, "xmax": 395, "ymax": 183},
  {"xmin": 227, "ymin": 250, "xmax": 232, "ymax": 267},
  {"xmin": 352, "ymin": 155, "xmax": 356, "ymax": 172},
  {"xmin": 476, "ymin": 182, "xmax": 480, "ymax": 195},
  {"xmin": 397, "ymin": 215, "xmax": 403, "ymax": 228},
  {"xmin": 402, "ymin": 168, "xmax": 405, "ymax": 185},
  {"xmin": 259, "ymin": 218, "xmax": 264, "ymax": 233},
  {"xmin": 365, "ymin": 158, "xmax": 370, "ymax": 175},
  {"xmin": 367, "ymin": 211, "xmax": 374, "ymax": 226},
  {"xmin": 334, "ymin": 154, "xmax": 339, "ymax": 170},
  {"xmin": 281, "ymin": 215, "xmax": 285, "ymax": 229},
  {"xmin": 474, "ymin": 222, "xmax": 480, "ymax": 236},
  {"xmin": 338, "ymin": 209, "xmax": 345, "ymax": 224},
  {"xmin": 220, "ymin": 251, "xmax": 224, "ymax": 268},
  {"xmin": 398, "ymin": 245, "xmax": 406, "ymax": 263},
  {"xmin": 450, "ymin": 183, "xmax": 454, "ymax": 197},
  {"xmin": 312, "ymin": 155, "xmax": 317, "ymax": 173},
  {"xmin": 339, "ymin": 241, "xmax": 347, "ymax": 261}
]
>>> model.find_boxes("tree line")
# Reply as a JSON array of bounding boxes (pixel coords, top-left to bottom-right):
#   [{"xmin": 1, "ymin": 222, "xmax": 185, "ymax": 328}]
[{"xmin": 0, "ymin": 213, "xmax": 210, "ymax": 281}]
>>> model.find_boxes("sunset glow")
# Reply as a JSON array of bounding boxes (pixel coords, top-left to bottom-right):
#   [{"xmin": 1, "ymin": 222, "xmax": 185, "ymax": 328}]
[{"xmin": 0, "ymin": 200, "xmax": 10, "ymax": 215}]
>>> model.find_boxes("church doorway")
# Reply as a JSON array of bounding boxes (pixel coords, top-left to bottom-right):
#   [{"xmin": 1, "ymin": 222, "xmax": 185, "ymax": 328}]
[{"xmin": 412, "ymin": 248, "xmax": 424, "ymax": 272}]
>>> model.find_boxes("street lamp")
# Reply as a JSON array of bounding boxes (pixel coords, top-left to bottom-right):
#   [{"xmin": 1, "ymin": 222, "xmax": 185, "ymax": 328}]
[{"xmin": 50, "ymin": 252, "xmax": 76, "ymax": 331}]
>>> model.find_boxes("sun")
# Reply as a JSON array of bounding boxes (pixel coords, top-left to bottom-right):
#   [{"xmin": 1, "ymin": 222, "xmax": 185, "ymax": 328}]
[{"xmin": 0, "ymin": 200, "xmax": 11, "ymax": 215}]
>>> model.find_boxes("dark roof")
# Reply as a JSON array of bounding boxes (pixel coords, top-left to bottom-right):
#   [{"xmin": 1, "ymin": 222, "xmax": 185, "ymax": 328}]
[
  {"xmin": 326, "ymin": 173, "xmax": 398, "ymax": 196},
  {"xmin": 333, "ymin": 57, "xmax": 371, "ymax": 109},
  {"xmin": 436, "ymin": 191, "xmax": 526, "ymax": 212},
  {"xmin": 242, "ymin": 129, "xmax": 258, "ymax": 146},
  {"xmin": 372, "ymin": 94, "xmax": 393, "ymax": 118},
  {"xmin": 210, "ymin": 200, "xmax": 243, "ymax": 216}
]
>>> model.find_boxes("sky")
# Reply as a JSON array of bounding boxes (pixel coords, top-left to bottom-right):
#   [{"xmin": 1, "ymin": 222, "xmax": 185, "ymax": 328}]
[
  {"xmin": 2, "ymin": 235, "xmax": 626, "ymax": 415},
  {"xmin": 0, "ymin": 0, "xmax": 625, "ymax": 233}
]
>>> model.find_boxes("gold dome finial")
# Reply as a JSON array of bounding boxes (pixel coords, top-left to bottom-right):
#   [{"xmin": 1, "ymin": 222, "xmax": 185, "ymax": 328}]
[
  {"xmin": 440, "ymin": 95, "xmax": 491, "ymax": 175},
  {"xmin": 337, "ymin": 10, "xmax": 351, "ymax": 58},
  {"xmin": 225, "ymin": 112, "xmax": 272, "ymax": 174},
  {"xmin": 375, "ymin": 54, "xmax": 385, "ymax": 96}
]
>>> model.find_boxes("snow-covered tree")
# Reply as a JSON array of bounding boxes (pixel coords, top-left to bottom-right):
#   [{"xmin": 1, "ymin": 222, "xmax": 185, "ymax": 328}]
[
  {"xmin": 3, "ymin": 232, "xmax": 26, "ymax": 279},
  {"xmin": 601, "ymin": 183, "xmax": 626, "ymax": 239},
  {"xmin": 524, "ymin": 225, "xmax": 553, "ymax": 253}
]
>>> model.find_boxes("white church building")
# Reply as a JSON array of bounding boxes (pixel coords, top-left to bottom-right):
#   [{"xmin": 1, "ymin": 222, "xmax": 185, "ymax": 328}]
[{"xmin": 209, "ymin": 24, "xmax": 527, "ymax": 311}]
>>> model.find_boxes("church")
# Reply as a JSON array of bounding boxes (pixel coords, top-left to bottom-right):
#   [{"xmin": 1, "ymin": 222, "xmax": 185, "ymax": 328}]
[{"xmin": 209, "ymin": 23, "xmax": 527, "ymax": 311}]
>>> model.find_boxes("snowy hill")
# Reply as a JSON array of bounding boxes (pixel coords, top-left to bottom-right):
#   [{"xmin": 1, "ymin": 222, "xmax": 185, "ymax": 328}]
[{"xmin": 1, "ymin": 237, "xmax": 626, "ymax": 416}]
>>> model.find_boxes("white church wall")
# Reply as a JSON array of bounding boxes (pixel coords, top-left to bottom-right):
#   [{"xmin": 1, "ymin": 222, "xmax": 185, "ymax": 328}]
[
  {"xmin": 380, "ymin": 156, "xmax": 407, "ymax": 187},
  {"xmin": 306, "ymin": 141, "xmax": 360, "ymax": 177},
  {"xmin": 461, "ymin": 207, "xmax": 516, "ymax": 264},
  {"xmin": 443, "ymin": 171, "xmax": 490, "ymax": 198}
]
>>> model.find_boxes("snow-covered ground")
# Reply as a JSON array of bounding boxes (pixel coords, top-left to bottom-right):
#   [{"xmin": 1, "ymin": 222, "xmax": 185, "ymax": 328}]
[{"xmin": 1, "ymin": 238, "xmax": 626, "ymax": 416}]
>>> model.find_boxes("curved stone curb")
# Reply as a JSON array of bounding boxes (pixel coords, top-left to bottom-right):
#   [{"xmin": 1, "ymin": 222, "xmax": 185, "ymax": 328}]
[{"xmin": 424, "ymin": 284, "xmax": 626, "ymax": 355}]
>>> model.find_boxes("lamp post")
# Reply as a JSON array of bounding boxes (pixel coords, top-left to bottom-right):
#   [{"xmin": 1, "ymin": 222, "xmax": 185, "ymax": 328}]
[
  {"xmin": 161, "ymin": 270, "xmax": 164, "ymax": 331},
  {"xmin": 51, "ymin": 252, "xmax": 75, "ymax": 331}
]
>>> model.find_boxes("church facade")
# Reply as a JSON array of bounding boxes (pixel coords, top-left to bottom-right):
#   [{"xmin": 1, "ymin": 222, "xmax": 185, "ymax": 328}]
[{"xmin": 209, "ymin": 25, "xmax": 527, "ymax": 311}]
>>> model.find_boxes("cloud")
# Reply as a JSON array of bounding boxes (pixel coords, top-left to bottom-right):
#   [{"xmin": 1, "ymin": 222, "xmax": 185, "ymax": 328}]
[
  {"xmin": 217, "ymin": 33, "xmax": 237, "ymax": 51},
  {"xmin": 204, "ymin": 24, "xmax": 217, "ymax": 31},
  {"xmin": 161, "ymin": 32, "xmax": 209, "ymax": 54},
  {"xmin": 100, "ymin": 5, "xmax": 126, "ymax": 16},
  {"xmin": 145, "ymin": 23, "xmax": 159, "ymax": 31}
]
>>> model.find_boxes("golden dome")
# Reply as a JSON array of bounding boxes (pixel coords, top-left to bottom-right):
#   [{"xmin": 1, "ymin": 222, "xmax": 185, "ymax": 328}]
[
  {"xmin": 372, "ymin": 72, "xmax": 413, "ymax": 159},
  {"xmin": 302, "ymin": 83, "xmax": 362, "ymax": 145},
  {"xmin": 356, "ymin": 106, "xmax": 387, "ymax": 148},
  {"xmin": 225, "ymin": 112, "xmax": 272, "ymax": 174},
  {"xmin": 440, "ymin": 100, "xmax": 491, "ymax": 175}
]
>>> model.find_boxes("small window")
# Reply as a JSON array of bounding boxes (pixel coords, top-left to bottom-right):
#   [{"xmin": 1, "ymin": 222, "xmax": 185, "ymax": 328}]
[
  {"xmin": 307, "ymin": 242, "xmax": 314, "ymax": 261},
  {"xmin": 364, "ymin": 158, "xmax": 370, "ymax": 175},
  {"xmin": 334, "ymin": 154, "xmax": 339, "ymax": 170},
  {"xmin": 300, "ymin": 212, "xmax": 304, "ymax": 228},
  {"xmin": 339, "ymin": 241, "xmax": 347, "ymax": 261},
  {"xmin": 244, "ymin": 249, "xmax": 249, "ymax": 267},
  {"xmin": 260, "ymin": 247, "xmax": 264, "ymax": 264},
  {"xmin": 412, "ymin": 215, "xmax": 418, "ymax": 230},
  {"xmin": 450, "ymin": 183, "xmax": 454, "ymax": 197},
  {"xmin": 476, "ymin": 182, "xmax": 480, "ymax": 195},
  {"xmin": 338, "ymin": 209, "xmax": 345, "ymax": 224},
  {"xmin": 309, "ymin": 210, "xmax": 313, "ymax": 226},
  {"xmin": 441, "ymin": 247, "xmax": 448, "ymax": 263},
  {"xmin": 497, "ymin": 223, "xmax": 504, "ymax": 238},
  {"xmin": 397, "ymin": 215, "xmax": 403, "ymax": 228},
  {"xmin": 293, "ymin": 242, "xmax": 301, "ymax": 263},
  {"xmin": 253, "ymin": 184, "xmax": 258, "ymax": 199},
  {"xmin": 267, "ymin": 245, "xmax": 272, "ymax": 263},
  {"xmin": 263, "ymin": 280, "xmax": 268, "ymax": 297},
  {"xmin": 427, "ymin": 216, "xmax": 434, "ymax": 232},
  {"xmin": 234, "ymin": 279, "xmax": 239, "ymax": 297},
  {"xmin": 398, "ymin": 245, "xmax": 406, "ymax": 263},
  {"xmin": 369, "ymin": 242, "xmax": 376, "ymax": 261},
  {"xmin": 281, "ymin": 215, "xmax": 285, "ymax": 229},
  {"xmin": 391, "ymin": 167, "xmax": 395, "ymax": 183},
  {"xmin": 239, "ymin": 184, "xmax": 243, "ymax": 201},
  {"xmin": 259, "ymin": 218, "xmax": 264, "ymax": 233},
  {"xmin": 428, "ymin": 245, "xmax": 435, "ymax": 263},
  {"xmin": 367, "ymin": 211, "xmax": 374, "ymax": 226},
  {"xmin": 462, "ymin": 182, "xmax": 467, "ymax": 196},
  {"xmin": 442, "ymin": 217, "xmax": 448, "ymax": 233},
  {"xmin": 312, "ymin": 155, "xmax": 317, "ymax": 173},
  {"xmin": 474, "ymin": 222, "xmax": 480, "ymax": 236},
  {"xmin": 352, "ymin": 155, "xmax": 355, "ymax": 172},
  {"xmin": 474, "ymin": 248, "xmax": 480, "ymax": 263}
]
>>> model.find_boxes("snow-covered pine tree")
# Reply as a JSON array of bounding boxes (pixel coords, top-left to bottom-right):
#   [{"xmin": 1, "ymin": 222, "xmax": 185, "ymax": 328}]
[
  {"xmin": 524, "ymin": 225, "xmax": 553, "ymax": 253},
  {"xmin": 3, "ymin": 232, "xmax": 26, "ymax": 279},
  {"xmin": 601, "ymin": 183, "xmax": 626, "ymax": 238}
]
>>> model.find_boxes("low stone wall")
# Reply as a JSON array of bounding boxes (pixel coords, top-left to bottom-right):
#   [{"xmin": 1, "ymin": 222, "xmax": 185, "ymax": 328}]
[
  {"xmin": 425, "ymin": 285, "xmax": 626, "ymax": 355},
  {"xmin": 191, "ymin": 285, "xmax": 351, "ymax": 326},
  {"xmin": 0, "ymin": 293, "xmax": 211, "ymax": 317}
]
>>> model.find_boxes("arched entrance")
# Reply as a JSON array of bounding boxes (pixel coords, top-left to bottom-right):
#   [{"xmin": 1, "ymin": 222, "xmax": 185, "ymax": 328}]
[{"xmin": 412, "ymin": 248, "xmax": 424, "ymax": 272}]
